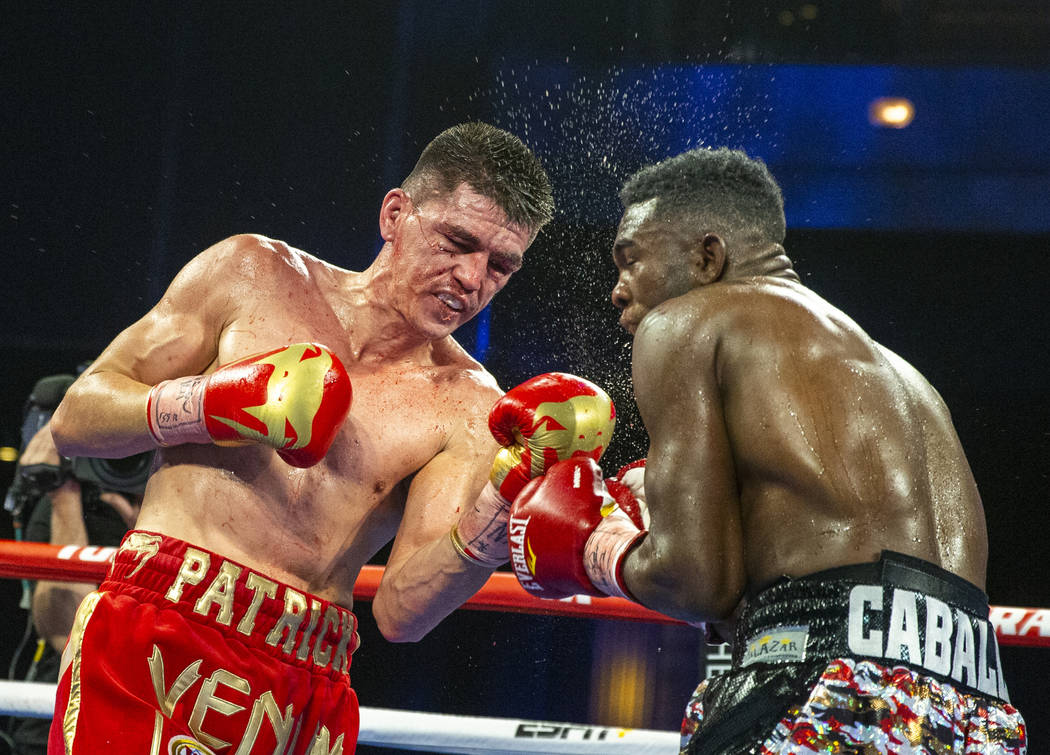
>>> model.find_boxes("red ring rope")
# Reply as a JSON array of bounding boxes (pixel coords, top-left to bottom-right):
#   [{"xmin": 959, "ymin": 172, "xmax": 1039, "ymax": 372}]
[{"xmin": 0, "ymin": 539, "xmax": 1045, "ymax": 647}]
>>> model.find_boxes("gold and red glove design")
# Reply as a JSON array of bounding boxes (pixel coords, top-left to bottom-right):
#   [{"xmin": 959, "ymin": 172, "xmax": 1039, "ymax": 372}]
[
  {"xmin": 449, "ymin": 372, "xmax": 615, "ymax": 568},
  {"xmin": 146, "ymin": 342, "xmax": 352, "ymax": 468},
  {"xmin": 488, "ymin": 372, "xmax": 615, "ymax": 502}
]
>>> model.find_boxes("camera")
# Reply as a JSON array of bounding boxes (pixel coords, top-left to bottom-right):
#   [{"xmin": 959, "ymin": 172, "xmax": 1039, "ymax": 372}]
[
  {"xmin": 7, "ymin": 451, "xmax": 154, "ymax": 519},
  {"xmin": 68, "ymin": 451, "xmax": 154, "ymax": 494},
  {"xmin": 3, "ymin": 372, "xmax": 155, "ymax": 521}
]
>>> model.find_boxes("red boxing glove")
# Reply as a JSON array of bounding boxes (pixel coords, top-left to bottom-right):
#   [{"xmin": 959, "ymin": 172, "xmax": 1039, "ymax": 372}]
[
  {"xmin": 488, "ymin": 373, "xmax": 615, "ymax": 503},
  {"xmin": 508, "ymin": 457, "xmax": 607, "ymax": 598},
  {"xmin": 451, "ymin": 373, "xmax": 615, "ymax": 568},
  {"xmin": 146, "ymin": 342, "xmax": 352, "ymax": 468},
  {"xmin": 508, "ymin": 457, "xmax": 645, "ymax": 600},
  {"xmin": 606, "ymin": 458, "xmax": 648, "ymax": 529}
]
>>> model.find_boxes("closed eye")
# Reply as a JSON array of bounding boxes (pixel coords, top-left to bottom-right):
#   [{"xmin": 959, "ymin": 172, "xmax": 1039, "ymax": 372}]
[
  {"xmin": 489, "ymin": 253, "xmax": 521, "ymax": 277},
  {"xmin": 415, "ymin": 213, "xmax": 465, "ymax": 256},
  {"xmin": 613, "ymin": 241, "xmax": 637, "ymax": 270},
  {"xmin": 437, "ymin": 237, "xmax": 462, "ymax": 255}
]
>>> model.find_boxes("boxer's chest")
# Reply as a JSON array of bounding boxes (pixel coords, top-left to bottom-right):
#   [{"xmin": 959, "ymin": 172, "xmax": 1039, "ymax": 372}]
[
  {"xmin": 328, "ymin": 367, "xmax": 456, "ymax": 482},
  {"xmin": 213, "ymin": 279, "xmax": 470, "ymax": 492}
]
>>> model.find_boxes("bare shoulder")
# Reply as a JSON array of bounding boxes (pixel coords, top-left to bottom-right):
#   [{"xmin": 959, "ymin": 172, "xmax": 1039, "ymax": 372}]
[
  {"xmin": 875, "ymin": 341, "xmax": 948, "ymax": 407},
  {"xmin": 430, "ymin": 339, "xmax": 503, "ymax": 406},
  {"xmin": 654, "ymin": 278, "xmax": 865, "ymax": 349},
  {"xmin": 631, "ymin": 295, "xmax": 721, "ymax": 414},
  {"xmin": 410, "ymin": 343, "xmax": 501, "ymax": 448},
  {"xmin": 634, "ymin": 284, "xmax": 742, "ymax": 357},
  {"xmin": 633, "ymin": 278, "xmax": 849, "ymax": 394},
  {"xmin": 190, "ymin": 233, "xmax": 329, "ymax": 282}
]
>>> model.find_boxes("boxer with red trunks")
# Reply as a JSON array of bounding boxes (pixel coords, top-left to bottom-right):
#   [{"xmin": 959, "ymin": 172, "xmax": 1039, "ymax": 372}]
[
  {"xmin": 57, "ymin": 531, "xmax": 360, "ymax": 753},
  {"xmin": 502, "ymin": 147, "xmax": 1028, "ymax": 752},
  {"xmin": 48, "ymin": 122, "xmax": 602, "ymax": 754}
]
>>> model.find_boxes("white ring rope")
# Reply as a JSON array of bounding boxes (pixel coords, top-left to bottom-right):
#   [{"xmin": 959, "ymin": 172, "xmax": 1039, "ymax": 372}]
[{"xmin": 0, "ymin": 680, "xmax": 681, "ymax": 754}]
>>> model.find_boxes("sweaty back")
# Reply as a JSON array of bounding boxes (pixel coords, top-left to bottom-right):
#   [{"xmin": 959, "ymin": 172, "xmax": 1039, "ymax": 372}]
[{"xmin": 712, "ymin": 278, "xmax": 987, "ymax": 590}]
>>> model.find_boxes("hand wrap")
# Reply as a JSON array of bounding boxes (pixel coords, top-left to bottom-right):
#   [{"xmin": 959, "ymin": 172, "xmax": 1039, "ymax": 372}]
[{"xmin": 450, "ymin": 372, "xmax": 615, "ymax": 568}]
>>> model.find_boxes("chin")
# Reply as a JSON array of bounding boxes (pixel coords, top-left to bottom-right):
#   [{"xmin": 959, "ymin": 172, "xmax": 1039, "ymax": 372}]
[
  {"xmin": 419, "ymin": 315, "xmax": 465, "ymax": 340},
  {"xmin": 413, "ymin": 303, "xmax": 467, "ymax": 338}
]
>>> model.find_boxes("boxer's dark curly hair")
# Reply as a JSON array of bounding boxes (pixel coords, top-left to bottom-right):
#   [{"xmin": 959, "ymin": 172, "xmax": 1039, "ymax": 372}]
[
  {"xmin": 404, "ymin": 122, "xmax": 554, "ymax": 233},
  {"xmin": 620, "ymin": 147, "xmax": 786, "ymax": 246}
]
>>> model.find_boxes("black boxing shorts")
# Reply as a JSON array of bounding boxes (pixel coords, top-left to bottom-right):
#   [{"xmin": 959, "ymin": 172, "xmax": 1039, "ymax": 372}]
[
  {"xmin": 50, "ymin": 530, "xmax": 360, "ymax": 755},
  {"xmin": 680, "ymin": 551, "xmax": 1027, "ymax": 755}
]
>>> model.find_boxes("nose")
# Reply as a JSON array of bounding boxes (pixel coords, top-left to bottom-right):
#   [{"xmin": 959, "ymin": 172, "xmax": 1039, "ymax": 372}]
[
  {"xmin": 611, "ymin": 278, "xmax": 630, "ymax": 311},
  {"xmin": 453, "ymin": 253, "xmax": 486, "ymax": 292}
]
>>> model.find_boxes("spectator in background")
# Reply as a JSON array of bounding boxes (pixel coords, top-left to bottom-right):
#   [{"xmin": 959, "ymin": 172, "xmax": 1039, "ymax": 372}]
[{"xmin": 3, "ymin": 376, "xmax": 143, "ymax": 754}]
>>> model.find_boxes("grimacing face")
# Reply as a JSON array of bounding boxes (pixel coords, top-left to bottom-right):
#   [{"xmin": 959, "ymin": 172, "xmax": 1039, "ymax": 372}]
[
  {"xmin": 610, "ymin": 198, "xmax": 695, "ymax": 335},
  {"xmin": 391, "ymin": 183, "xmax": 532, "ymax": 339}
]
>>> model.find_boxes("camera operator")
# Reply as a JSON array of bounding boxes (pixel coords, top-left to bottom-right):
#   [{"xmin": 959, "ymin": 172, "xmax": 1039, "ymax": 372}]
[{"xmin": 3, "ymin": 375, "xmax": 147, "ymax": 755}]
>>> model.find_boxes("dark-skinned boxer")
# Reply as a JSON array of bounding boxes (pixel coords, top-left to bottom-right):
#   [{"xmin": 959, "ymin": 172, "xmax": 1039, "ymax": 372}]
[{"xmin": 506, "ymin": 147, "xmax": 1027, "ymax": 754}]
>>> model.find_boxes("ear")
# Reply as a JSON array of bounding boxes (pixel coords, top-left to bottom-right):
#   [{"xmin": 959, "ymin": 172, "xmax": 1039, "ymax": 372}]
[
  {"xmin": 379, "ymin": 189, "xmax": 410, "ymax": 242},
  {"xmin": 694, "ymin": 233, "xmax": 727, "ymax": 284}
]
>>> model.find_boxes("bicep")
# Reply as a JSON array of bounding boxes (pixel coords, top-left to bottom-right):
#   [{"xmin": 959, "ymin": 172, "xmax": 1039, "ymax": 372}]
[
  {"xmin": 51, "ymin": 238, "xmax": 245, "ymax": 454},
  {"xmin": 633, "ymin": 312, "xmax": 738, "ymax": 524},
  {"xmin": 627, "ymin": 311, "xmax": 745, "ymax": 617},
  {"xmin": 370, "ymin": 393, "xmax": 501, "ymax": 641}
]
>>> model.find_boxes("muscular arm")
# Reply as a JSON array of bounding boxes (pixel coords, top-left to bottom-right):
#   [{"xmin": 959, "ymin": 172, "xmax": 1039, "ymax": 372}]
[
  {"xmin": 32, "ymin": 481, "xmax": 95, "ymax": 653},
  {"xmin": 50, "ymin": 236, "xmax": 252, "ymax": 458},
  {"xmin": 371, "ymin": 377, "xmax": 502, "ymax": 642},
  {"xmin": 620, "ymin": 303, "xmax": 747, "ymax": 623},
  {"xmin": 20, "ymin": 423, "xmax": 137, "ymax": 651},
  {"xmin": 35, "ymin": 486, "xmax": 138, "ymax": 653}
]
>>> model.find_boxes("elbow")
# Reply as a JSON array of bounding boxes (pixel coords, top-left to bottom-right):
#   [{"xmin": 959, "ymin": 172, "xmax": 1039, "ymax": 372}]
[
  {"xmin": 48, "ymin": 402, "xmax": 78, "ymax": 457},
  {"xmin": 49, "ymin": 395, "xmax": 98, "ymax": 458},
  {"xmin": 626, "ymin": 539, "xmax": 744, "ymax": 623},
  {"xmin": 371, "ymin": 600, "xmax": 428, "ymax": 644},
  {"xmin": 376, "ymin": 619, "xmax": 423, "ymax": 644}
]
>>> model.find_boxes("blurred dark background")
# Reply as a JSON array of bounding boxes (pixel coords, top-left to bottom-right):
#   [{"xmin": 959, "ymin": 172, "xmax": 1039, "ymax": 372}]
[{"xmin": 3, "ymin": 1, "xmax": 1047, "ymax": 749}]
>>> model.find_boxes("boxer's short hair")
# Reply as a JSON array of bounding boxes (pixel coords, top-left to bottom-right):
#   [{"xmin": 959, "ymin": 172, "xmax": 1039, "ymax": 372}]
[
  {"xmin": 620, "ymin": 147, "xmax": 786, "ymax": 246},
  {"xmin": 403, "ymin": 122, "xmax": 554, "ymax": 234}
]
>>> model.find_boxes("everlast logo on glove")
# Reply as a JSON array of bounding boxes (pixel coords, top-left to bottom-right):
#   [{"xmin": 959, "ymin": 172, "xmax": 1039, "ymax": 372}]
[{"xmin": 508, "ymin": 515, "xmax": 540, "ymax": 592}]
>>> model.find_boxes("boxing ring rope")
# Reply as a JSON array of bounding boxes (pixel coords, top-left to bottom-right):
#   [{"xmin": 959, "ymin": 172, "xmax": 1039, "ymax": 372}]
[
  {"xmin": 0, "ymin": 540, "xmax": 1046, "ymax": 753},
  {"xmin": 1, "ymin": 540, "xmax": 1047, "ymax": 646},
  {"xmin": 0, "ymin": 541, "xmax": 679, "ymax": 626}
]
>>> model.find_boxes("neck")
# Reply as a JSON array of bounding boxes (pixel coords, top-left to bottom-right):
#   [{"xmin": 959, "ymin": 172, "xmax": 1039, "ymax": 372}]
[
  {"xmin": 728, "ymin": 243, "xmax": 800, "ymax": 283},
  {"xmin": 344, "ymin": 257, "xmax": 438, "ymax": 364}
]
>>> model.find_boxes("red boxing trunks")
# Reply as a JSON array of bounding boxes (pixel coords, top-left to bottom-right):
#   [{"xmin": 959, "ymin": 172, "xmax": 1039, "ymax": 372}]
[
  {"xmin": 680, "ymin": 551, "xmax": 1027, "ymax": 755},
  {"xmin": 50, "ymin": 530, "xmax": 360, "ymax": 755}
]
